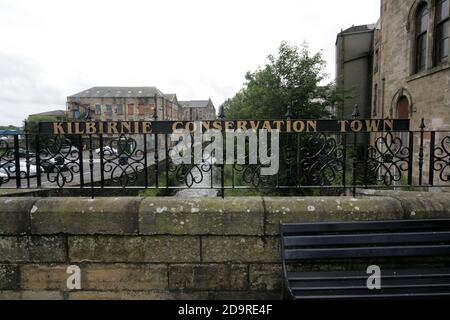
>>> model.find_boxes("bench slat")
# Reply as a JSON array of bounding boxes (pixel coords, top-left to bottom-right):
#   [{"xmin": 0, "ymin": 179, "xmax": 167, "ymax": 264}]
[
  {"xmin": 287, "ymin": 268, "xmax": 450, "ymax": 280},
  {"xmin": 290, "ymin": 277, "xmax": 450, "ymax": 290},
  {"xmin": 281, "ymin": 219, "xmax": 450, "ymax": 235},
  {"xmin": 284, "ymin": 231, "xmax": 450, "ymax": 247},
  {"xmin": 285, "ymin": 245, "xmax": 450, "ymax": 260},
  {"xmin": 293, "ymin": 292, "xmax": 450, "ymax": 300}
]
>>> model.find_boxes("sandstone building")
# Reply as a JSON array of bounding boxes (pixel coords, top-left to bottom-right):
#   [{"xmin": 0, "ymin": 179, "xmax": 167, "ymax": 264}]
[
  {"xmin": 179, "ymin": 99, "xmax": 217, "ymax": 121},
  {"xmin": 339, "ymin": 0, "xmax": 449, "ymax": 130},
  {"xmin": 373, "ymin": 0, "xmax": 449, "ymax": 132},
  {"xmin": 339, "ymin": 0, "xmax": 450, "ymax": 186},
  {"xmin": 67, "ymin": 87, "xmax": 180, "ymax": 122}
]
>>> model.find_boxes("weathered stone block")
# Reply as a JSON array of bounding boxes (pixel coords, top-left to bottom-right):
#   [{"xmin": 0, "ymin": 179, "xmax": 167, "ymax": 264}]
[
  {"xmin": 21, "ymin": 291, "xmax": 64, "ymax": 300},
  {"xmin": 139, "ymin": 197, "xmax": 264, "ymax": 235},
  {"xmin": 68, "ymin": 236, "xmax": 200, "ymax": 263},
  {"xmin": 169, "ymin": 264, "xmax": 248, "ymax": 291},
  {"xmin": 21, "ymin": 265, "xmax": 67, "ymax": 291},
  {"xmin": 31, "ymin": 197, "xmax": 141, "ymax": 235},
  {"xmin": 202, "ymin": 291, "xmax": 283, "ymax": 300},
  {"xmin": 0, "ymin": 197, "xmax": 35, "ymax": 235},
  {"xmin": 202, "ymin": 237, "xmax": 279, "ymax": 263},
  {"xmin": 0, "ymin": 291, "xmax": 21, "ymax": 300},
  {"xmin": 68, "ymin": 291, "xmax": 175, "ymax": 300},
  {"xmin": 0, "ymin": 265, "xmax": 20, "ymax": 290},
  {"xmin": 264, "ymin": 197, "xmax": 404, "ymax": 235},
  {"xmin": 69, "ymin": 290, "xmax": 283, "ymax": 300},
  {"xmin": 0, "ymin": 236, "xmax": 67, "ymax": 263},
  {"xmin": 22, "ymin": 264, "xmax": 168, "ymax": 291},
  {"xmin": 249, "ymin": 264, "xmax": 283, "ymax": 291}
]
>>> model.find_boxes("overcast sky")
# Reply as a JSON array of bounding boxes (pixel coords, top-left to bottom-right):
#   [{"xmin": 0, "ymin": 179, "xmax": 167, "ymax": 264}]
[{"xmin": 0, "ymin": 0, "xmax": 380, "ymax": 126}]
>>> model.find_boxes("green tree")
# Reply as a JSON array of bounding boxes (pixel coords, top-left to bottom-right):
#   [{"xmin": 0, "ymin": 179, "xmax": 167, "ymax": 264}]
[
  {"xmin": 23, "ymin": 115, "xmax": 58, "ymax": 134},
  {"xmin": 223, "ymin": 41, "xmax": 343, "ymax": 119}
]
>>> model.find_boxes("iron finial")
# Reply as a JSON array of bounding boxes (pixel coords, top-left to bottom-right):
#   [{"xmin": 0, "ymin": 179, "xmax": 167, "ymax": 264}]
[{"xmin": 352, "ymin": 104, "xmax": 360, "ymax": 119}]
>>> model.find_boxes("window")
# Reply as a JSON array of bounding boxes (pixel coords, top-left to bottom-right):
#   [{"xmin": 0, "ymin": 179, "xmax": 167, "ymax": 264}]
[
  {"xmin": 95, "ymin": 104, "xmax": 101, "ymax": 115},
  {"xmin": 138, "ymin": 104, "xmax": 145, "ymax": 116},
  {"xmin": 435, "ymin": 0, "xmax": 450, "ymax": 64},
  {"xmin": 149, "ymin": 104, "xmax": 156, "ymax": 117},
  {"xmin": 127, "ymin": 104, "xmax": 134, "ymax": 116},
  {"xmin": 415, "ymin": 3, "xmax": 429, "ymax": 73},
  {"xmin": 117, "ymin": 104, "xmax": 124, "ymax": 115},
  {"xmin": 374, "ymin": 49, "xmax": 379, "ymax": 73},
  {"xmin": 106, "ymin": 104, "xmax": 113, "ymax": 117}
]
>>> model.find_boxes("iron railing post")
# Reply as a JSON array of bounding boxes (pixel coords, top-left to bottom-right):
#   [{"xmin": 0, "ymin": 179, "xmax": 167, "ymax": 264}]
[
  {"xmin": 24, "ymin": 122, "xmax": 31, "ymax": 188},
  {"xmin": 99, "ymin": 134, "xmax": 105, "ymax": 188},
  {"xmin": 219, "ymin": 105, "xmax": 225, "ymax": 198},
  {"xmin": 352, "ymin": 105, "xmax": 360, "ymax": 197},
  {"xmin": 144, "ymin": 133, "xmax": 149, "ymax": 188},
  {"xmin": 429, "ymin": 131, "xmax": 436, "ymax": 186},
  {"xmin": 78, "ymin": 134, "xmax": 84, "ymax": 188},
  {"xmin": 35, "ymin": 134, "xmax": 41, "ymax": 188},
  {"xmin": 13, "ymin": 135, "xmax": 21, "ymax": 189},
  {"xmin": 285, "ymin": 105, "xmax": 294, "ymax": 186},
  {"xmin": 408, "ymin": 131, "xmax": 414, "ymax": 186},
  {"xmin": 418, "ymin": 118, "xmax": 425, "ymax": 186},
  {"xmin": 89, "ymin": 134, "xmax": 94, "ymax": 199}
]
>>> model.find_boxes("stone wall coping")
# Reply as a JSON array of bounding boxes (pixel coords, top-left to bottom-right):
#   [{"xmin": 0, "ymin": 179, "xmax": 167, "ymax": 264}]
[{"xmin": 1, "ymin": 194, "xmax": 450, "ymax": 236}]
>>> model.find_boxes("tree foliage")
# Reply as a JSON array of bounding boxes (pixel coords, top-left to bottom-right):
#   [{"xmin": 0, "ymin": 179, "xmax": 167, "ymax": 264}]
[
  {"xmin": 223, "ymin": 41, "xmax": 344, "ymax": 119},
  {"xmin": 23, "ymin": 115, "xmax": 58, "ymax": 134}
]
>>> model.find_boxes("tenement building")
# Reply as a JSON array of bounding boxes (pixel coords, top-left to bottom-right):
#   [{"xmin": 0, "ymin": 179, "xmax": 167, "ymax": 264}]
[
  {"xmin": 67, "ymin": 87, "xmax": 180, "ymax": 122},
  {"xmin": 179, "ymin": 99, "xmax": 217, "ymax": 121}
]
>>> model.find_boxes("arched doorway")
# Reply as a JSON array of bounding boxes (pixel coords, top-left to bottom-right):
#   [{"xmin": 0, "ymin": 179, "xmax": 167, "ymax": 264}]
[{"xmin": 396, "ymin": 96, "xmax": 410, "ymax": 119}]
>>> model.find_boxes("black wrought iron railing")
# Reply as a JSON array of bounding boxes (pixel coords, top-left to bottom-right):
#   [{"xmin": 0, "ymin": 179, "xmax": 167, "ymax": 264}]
[{"xmin": 0, "ymin": 115, "xmax": 449, "ymax": 198}]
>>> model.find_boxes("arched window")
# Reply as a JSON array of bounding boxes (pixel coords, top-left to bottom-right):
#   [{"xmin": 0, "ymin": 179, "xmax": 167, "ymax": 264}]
[
  {"xmin": 415, "ymin": 3, "xmax": 429, "ymax": 73},
  {"xmin": 435, "ymin": 0, "xmax": 449, "ymax": 65}
]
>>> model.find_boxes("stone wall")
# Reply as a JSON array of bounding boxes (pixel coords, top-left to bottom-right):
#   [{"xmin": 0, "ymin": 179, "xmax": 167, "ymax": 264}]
[{"xmin": 1, "ymin": 195, "xmax": 450, "ymax": 300}]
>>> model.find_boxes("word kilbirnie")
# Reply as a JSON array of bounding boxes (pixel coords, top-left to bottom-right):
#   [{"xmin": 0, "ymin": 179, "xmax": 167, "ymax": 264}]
[{"xmin": 48, "ymin": 119, "xmax": 399, "ymax": 135}]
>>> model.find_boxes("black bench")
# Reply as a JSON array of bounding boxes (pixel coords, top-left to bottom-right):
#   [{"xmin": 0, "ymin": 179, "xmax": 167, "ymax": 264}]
[{"xmin": 280, "ymin": 219, "xmax": 450, "ymax": 300}]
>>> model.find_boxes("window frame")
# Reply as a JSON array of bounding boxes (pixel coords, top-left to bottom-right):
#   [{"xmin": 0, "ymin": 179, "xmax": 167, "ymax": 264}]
[
  {"xmin": 434, "ymin": 0, "xmax": 450, "ymax": 65},
  {"xmin": 415, "ymin": 2, "xmax": 430, "ymax": 73},
  {"xmin": 105, "ymin": 104, "xmax": 113, "ymax": 117}
]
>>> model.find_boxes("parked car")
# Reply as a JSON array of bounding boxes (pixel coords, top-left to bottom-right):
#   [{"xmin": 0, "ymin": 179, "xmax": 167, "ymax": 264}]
[
  {"xmin": 95, "ymin": 146, "xmax": 118, "ymax": 156},
  {"xmin": 8, "ymin": 148, "xmax": 36, "ymax": 158},
  {"xmin": 60, "ymin": 145, "xmax": 78, "ymax": 155},
  {"xmin": 0, "ymin": 168, "xmax": 8, "ymax": 182},
  {"xmin": 37, "ymin": 156, "xmax": 70, "ymax": 173},
  {"xmin": 0, "ymin": 161, "xmax": 42, "ymax": 178}
]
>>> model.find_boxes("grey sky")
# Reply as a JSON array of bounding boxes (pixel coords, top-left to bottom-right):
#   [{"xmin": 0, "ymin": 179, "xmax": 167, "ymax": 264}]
[{"xmin": 0, "ymin": 0, "xmax": 380, "ymax": 126}]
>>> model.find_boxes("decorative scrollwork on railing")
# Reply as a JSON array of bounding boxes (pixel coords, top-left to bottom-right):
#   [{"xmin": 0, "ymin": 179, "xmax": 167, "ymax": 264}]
[
  {"xmin": 367, "ymin": 132, "xmax": 411, "ymax": 186},
  {"xmin": 298, "ymin": 133, "xmax": 345, "ymax": 187},
  {"xmin": 39, "ymin": 135, "xmax": 81, "ymax": 188},
  {"xmin": 167, "ymin": 138, "xmax": 214, "ymax": 188},
  {"xmin": 102, "ymin": 134, "xmax": 145, "ymax": 187},
  {"xmin": 0, "ymin": 139, "xmax": 15, "ymax": 185},
  {"xmin": 432, "ymin": 136, "xmax": 450, "ymax": 184}
]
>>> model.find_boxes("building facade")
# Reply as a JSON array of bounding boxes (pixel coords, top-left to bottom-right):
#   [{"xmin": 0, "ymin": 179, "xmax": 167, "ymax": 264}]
[
  {"xmin": 336, "ymin": 24, "xmax": 376, "ymax": 119},
  {"xmin": 373, "ymin": 0, "xmax": 449, "ymax": 131},
  {"xmin": 179, "ymin": 99, "xmax": 216, "ymax": 121},
  {"xmin": 67, "ymin": 87, "xmax": 179, "ymax": 122}
]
